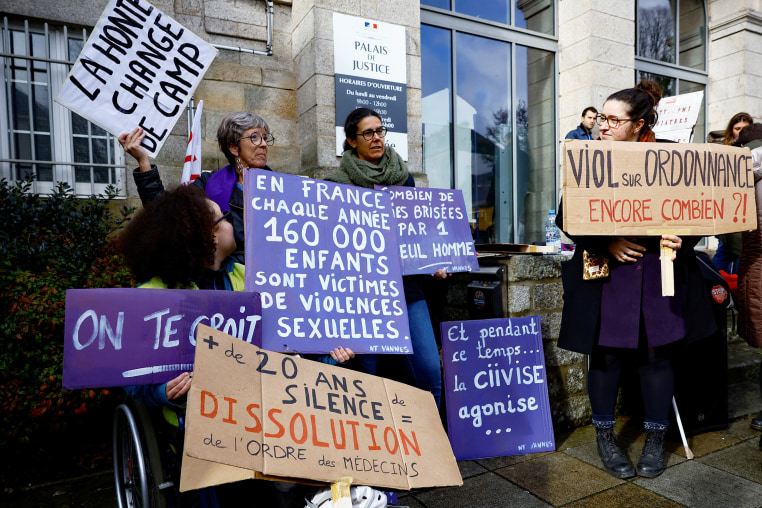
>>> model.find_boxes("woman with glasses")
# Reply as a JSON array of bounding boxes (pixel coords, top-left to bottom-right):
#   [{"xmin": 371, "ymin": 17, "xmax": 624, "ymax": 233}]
[
  {"xmin": 324, "ymin": 107, "xmax": 446, "ymax": 408},
  {"xmin": 120, "ymin": 111, "xmax": 276, "ymax": 265},
  {"xmin": 118, "ymin": 184, "xmax": 354, "ymax": 506},
  {"xmin": 556, "ymin": 81, "xmax": 715, "ymax": 479}
]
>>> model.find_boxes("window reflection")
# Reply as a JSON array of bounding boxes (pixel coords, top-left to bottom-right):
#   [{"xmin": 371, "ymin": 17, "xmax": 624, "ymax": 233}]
[
  {"xmin": 638, "ymin": 0, "xmax": 676, "ymax": 63},
  {"xmin": 679, "ymin": 0, "xmax": 706, "ymax": 71},
  {"xmin": 422, "ymin": 25, "xmax": 453, "ymax": 190},
  {"xmin": 456, "ymin": 0, "xmax": 509, "ymax": 25},
  {"xmin": 455, "ymin": 33, "xmax": 511, "ymax": 244}
]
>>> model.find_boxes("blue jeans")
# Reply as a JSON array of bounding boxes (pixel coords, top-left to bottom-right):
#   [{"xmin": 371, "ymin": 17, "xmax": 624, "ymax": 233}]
[{"xmin": 357, "ymin": 299, "xmax": 442, "ymax": 408}]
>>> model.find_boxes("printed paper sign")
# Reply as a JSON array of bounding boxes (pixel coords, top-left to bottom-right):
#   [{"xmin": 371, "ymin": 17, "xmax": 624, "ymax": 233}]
[
  {"xmin": 441, "ymin": 316, "xmax": 555, "ymax": 461},
  {"xmin": 63, "ymin": 288, "xmax": 261, "ymax": 389},
  {"xmin": 333, "ymin": 13, "xmax": 408, "ymax": 159},
  {"xmin": 653, "ymin": 91, "xmax": 704, "ymax": 143},
  {"xmin": 183, "ymin": 325, "xmax": 462, "ymax": 491},
  {"xmin": 376, "ymin": 185, "xmax": 478, "ymax": 275},
  {"xmin": 562, "ymin": 140, "xmax": 758, "ymax": 236},
  {"xmin": 55, "ymin": 0, "xmax": 217, "ymax": 156},
  {"xmin": 244, "ymin": 170, "xmax": 410, "ymax": 354}
]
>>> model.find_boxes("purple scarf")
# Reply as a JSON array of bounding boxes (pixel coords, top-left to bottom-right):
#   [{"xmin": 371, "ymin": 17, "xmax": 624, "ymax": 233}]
[{"xmin": 204, "ymin": 165, "xmax": 237, "ymax": 212}]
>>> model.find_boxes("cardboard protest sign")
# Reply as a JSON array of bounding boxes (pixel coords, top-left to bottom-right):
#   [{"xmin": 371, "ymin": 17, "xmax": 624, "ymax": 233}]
[
  {"xmin": 63, "ymin": 289, "xmax": 261, "ymax": 389},
  {"xmin": 55, "ymin": 0, "xmax": 217, "ymax": 156},
  {"xmin": 244, "ymin": 170, "xmax": 410, "ymax": 354},
  {"xmin": 562, "ymin": 140, "xmax": 757, "ymax": 236},
  {"xmin": 375, "ymin": 185, "xmax": 478, "ymax": 275},
  {"xmin": 653, "ymin": 91, "xmax": 704, "ymax": 143},
  {"xmin": 441, "ymin": 316, "xmax": 555, "ymax": 461},
  {"xmin": 182, "ymin": 325, "xmax": 462, "ymax": 491}
]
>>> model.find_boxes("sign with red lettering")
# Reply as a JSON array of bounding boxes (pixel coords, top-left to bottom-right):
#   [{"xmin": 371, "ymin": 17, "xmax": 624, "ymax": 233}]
[
  {"xmin": 55, "ymin": 0, "xmax": 217, "ymax": 156},
  {"xmin": 562, "ymin": 140, "xmax": 757, "ymax": 236},
  {"xmin": 182, "ymin": 324, "xmax": 462, "ymax": 491}
]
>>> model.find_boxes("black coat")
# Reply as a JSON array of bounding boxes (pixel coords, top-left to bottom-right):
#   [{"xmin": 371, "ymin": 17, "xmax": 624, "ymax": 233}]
[{"xmin": 555, "ymin": 203, "xmax": 717, "ymax": 354}]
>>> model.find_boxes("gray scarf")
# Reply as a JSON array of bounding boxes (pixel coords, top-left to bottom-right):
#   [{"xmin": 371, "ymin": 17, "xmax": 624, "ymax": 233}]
[{"xmin": 325, "ymin": 147, "xmax": 409, "ymax": 189}]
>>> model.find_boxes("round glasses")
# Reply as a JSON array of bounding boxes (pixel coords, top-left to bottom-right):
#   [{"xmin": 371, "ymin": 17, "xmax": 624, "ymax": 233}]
[
  {"xmin": 238, "ymin": 132, "xmax": 275, "ymax": 146},
  {"xmin": 597, "ymin": 115, "xmax": 631, "ymax": 128},
  {"xmin": 358, "ymin": 127, "xmax": 388, "ymax": 141}
]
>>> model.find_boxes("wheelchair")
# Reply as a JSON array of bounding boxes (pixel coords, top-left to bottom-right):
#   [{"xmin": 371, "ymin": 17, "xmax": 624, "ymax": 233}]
[{"xmin": 113, "ymin": 400, "xmax": 178, "ymax": 508}]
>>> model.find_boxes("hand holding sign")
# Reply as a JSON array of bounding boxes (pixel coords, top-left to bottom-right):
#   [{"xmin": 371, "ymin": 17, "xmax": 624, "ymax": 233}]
[
  {"xmin": 182, "ymin": 324, "xmax": 462, "ymax": 491},
  {"xmin": 55, "ymin": 0, "xmax": 217, "ymax": 156}
]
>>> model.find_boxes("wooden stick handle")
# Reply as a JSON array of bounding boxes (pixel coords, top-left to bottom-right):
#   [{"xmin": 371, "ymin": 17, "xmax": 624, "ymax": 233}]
[
  {"xmin": 660, "ymin": 244, "xmax": 675, "ymax": 297},
  {"xmin": 331, "ymin": 477, "xmax": 353, "ymax": 508}
]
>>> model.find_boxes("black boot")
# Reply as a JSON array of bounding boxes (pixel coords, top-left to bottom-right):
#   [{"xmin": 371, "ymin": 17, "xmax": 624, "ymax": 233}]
[
  {"xmin": 636, "ymin": 428, "xmax": 667, "ymax": 478},
  {"xmin": 595, "ymin": 426, "xmax": 635, "ymax": 479}
]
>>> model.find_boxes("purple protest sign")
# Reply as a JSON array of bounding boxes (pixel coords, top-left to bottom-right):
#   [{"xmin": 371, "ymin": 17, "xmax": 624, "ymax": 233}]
[
  {"xmin": 63, "ymin": 288, "xmax": 261, "ymax": 389},
  {"xmin": 441, "ymin": 316, "xmax": 555, "ymax": 460},
  {"xmin": 244, "ymin": 169, "xmax": 411, "ymax": 354},
  {"xmin": 375, "ymin": 186, "xmax": 478, "ymax": 275}
]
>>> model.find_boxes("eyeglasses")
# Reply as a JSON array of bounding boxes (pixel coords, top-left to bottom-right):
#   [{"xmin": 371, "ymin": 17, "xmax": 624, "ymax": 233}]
[
  {"xmin": 238, "ymin": 132, "xmax": 275, "ymax": 146},
  {"xmin": 358, "ymin": 127, "xmax": 388, "ymax": 141},
  {"xmin": 597, "ymin": 115, "xmax": 631, "ymax": 128},
  {"xmin": 213, "ymin": 210, "xmax": 231, "ymax": 227}
]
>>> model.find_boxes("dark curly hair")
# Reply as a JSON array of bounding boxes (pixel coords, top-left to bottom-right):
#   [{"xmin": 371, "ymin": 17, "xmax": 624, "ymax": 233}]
[
  {"xmin": 343, "ymin": 107, "xmax": 383, "ymax": 152},
  {"xmin": 116, "ymin": 185, "xmax": 218, "ymax": 289},
  {"xmin": 605, "ymin": 79, "xmax": 663, "ymax": 134}
]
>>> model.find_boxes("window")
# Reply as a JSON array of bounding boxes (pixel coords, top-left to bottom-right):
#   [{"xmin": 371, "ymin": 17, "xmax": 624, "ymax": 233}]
[
  {"xmin": 636, "ymin": 0, "xmax": 707, "ymax": 142},
  {"xmin": 0, "ymin": 18, "xmax": 124, "ymax": 196},
  {"xmin": 421, "ymin": 2, "xmax": 557, "ymax": 244},
  {"xmin": 421, "ymin": 0, "xmax": 554, "ymax": 36}
]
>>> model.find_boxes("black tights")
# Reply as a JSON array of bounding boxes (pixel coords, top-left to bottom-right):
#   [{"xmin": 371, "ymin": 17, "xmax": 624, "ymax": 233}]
[{"xmin": 588, "ymin": 343, "xmax": 679, "ymax": 425}]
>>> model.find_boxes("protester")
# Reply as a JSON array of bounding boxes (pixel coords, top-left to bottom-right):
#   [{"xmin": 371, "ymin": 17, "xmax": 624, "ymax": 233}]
[
  {"xmin": 116, "ymin": 185, "xmax": 354, "ymax": 507},
  {"xmin": 324, "ymin": 107, "xmax": 445, "ymax": 408},
  {"xmin": 723, "ymin": 112, "xmax": 752, "ymax": 146},
  {"xmin": 555, "ymin": 80, "xmax": 716, "ymax": 479},
  {"xmin": 712, "ymin": 113, "xmax": 754, "ymax": 274},
  {"xmin": 120, "ymin": 111, "xmax": 275, "ymax": 264},
  {"xmin": 565, "ymin": 106, "xmax": 598, "ymax": 140},
  {"xmin": 733, "ymin": 123, "xmax": 762, "ymax": 437}
]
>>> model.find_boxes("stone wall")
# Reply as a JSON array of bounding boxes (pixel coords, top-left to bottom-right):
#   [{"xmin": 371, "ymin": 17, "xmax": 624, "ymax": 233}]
[
  {"xmin": 436, "ymin": 254, "xmax": 590, "ymax": 430},
  {"xmin": 558, "ymin": 0, "xmax": 636, "ymax": 141},
  {"xmin": 706, "ymin": 0, "xmax": 762, "ymax": 132}
]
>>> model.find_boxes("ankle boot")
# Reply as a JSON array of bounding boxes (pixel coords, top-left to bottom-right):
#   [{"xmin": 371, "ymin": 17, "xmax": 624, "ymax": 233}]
[
  {"xmin": 595, "ymin": 427, "xmax": 635, "ymax": 479},
  {"xmin": 636, "ymin": 428, "xmax": 667, "ymax": 478}
]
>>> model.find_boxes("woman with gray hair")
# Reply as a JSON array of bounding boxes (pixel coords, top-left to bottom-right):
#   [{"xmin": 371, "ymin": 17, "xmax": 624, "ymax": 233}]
[{"xmin": 120, "ymin": 111, "xmax": 275, "ymax": 264}]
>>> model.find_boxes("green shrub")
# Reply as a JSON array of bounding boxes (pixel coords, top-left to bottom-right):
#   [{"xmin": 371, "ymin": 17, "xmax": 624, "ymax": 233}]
[{"xmin": 0, "ymin": 178, "xmax": 135, "ymax": 445}]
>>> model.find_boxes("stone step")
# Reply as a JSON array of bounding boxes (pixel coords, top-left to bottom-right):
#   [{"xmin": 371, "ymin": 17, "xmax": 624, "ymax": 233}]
[{"xmin": 727, "ymin": 341, "xmax": 760, "ymax": 385}]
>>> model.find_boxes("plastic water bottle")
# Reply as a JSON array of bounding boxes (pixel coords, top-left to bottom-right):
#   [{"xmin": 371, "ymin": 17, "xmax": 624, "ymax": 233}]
[{"xmin": 545, "ymin": 209, "xmax": 561, "ymax": 251}]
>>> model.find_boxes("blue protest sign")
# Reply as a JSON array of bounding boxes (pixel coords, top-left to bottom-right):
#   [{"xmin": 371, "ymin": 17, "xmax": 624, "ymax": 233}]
[
  {"xmin": 376, "ymin": 186, "xmax": 478, "ymax": 275},
  {"xmin": 244, "ymin": 170, "xmax": 411, "ymax": 354},
  {"xmin": 441, "ymin": 316, "xmax": 555, "ymax": 460},
  {"xmin": 63, "ymin": 288, "xmax": 262, "ymax": 389}
]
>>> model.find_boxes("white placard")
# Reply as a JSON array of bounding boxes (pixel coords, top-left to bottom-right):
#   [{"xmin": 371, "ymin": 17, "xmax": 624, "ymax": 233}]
[
  {"xmin": 653, "ymin": 91, "xmax": 704, "ymax": 143},
  {"xmin": 55, "ymin": 0, "xmax": 217, "ymax": 156}
]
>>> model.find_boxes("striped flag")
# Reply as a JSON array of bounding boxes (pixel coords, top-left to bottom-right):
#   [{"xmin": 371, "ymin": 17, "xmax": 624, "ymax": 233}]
[{"xmin": 181, "ymin": 100, "xmax": 203, "ymax": 185}]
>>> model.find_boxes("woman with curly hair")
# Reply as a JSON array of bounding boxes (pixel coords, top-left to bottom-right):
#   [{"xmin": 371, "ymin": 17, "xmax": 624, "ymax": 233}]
[{"xmin": 116, "ymin": 184, "xmax": 242, "ymax": 405}]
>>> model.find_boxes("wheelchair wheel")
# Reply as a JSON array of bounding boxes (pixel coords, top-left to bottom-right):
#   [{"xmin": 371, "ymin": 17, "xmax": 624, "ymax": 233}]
[{"xmin": 113, "ymin": 402, "xmax": 169, "ymax": 508}]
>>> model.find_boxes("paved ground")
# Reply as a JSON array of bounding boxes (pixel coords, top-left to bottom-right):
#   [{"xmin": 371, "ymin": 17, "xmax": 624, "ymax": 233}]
[
  {"xmin": 6, "ymin": 343, "xmax": 762, "ymax": 507},
  {"xmin": 5, "ymin": 416, "xmax": 761, "ymax": 508}
]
